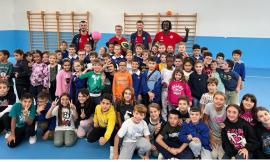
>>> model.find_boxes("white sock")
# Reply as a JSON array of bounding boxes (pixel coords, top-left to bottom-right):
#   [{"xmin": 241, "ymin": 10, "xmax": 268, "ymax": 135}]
[{"xmin": 109, "ymin": 146, "xmax": 114, "ymax": 159}]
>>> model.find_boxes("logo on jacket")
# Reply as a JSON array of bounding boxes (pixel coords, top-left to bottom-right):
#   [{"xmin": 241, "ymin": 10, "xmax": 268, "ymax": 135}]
[{"xmin": 227, "ymin": 129, "xmax": 247, "ymax": 150}]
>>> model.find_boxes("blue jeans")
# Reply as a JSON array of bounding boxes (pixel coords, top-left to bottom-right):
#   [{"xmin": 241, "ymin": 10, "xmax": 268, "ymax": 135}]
[{"xmin": 192, "ymin": 97, "xmax": 200, "ymax": 108}]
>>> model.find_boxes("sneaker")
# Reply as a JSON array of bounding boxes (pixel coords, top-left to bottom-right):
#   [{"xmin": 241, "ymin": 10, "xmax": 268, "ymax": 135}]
[
  {"xmin": 5, "ymin": 132, "xmax": 10, "ymax": 139},
  {"xmin": 158, "ymin": 153, "xmax": 164, "ymax": 160},
  {"xmin": 29, "ymin": 135, "xmax": 37, "ymax": 144}
]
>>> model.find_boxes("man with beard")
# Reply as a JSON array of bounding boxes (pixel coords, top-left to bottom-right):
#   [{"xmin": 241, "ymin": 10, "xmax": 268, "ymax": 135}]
[
  {"xmin": 130, "ymin": 20, "xmax": 152, "ymax": 53},
  {"xmin": 72, "ymin": 20, "xmax": 95, "ymax": 52}
]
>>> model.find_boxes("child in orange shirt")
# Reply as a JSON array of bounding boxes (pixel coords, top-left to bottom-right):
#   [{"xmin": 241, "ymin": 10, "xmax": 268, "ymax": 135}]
[{"xmin": 113, "ymin": 60, "xmax": 133, "ymax": 101}]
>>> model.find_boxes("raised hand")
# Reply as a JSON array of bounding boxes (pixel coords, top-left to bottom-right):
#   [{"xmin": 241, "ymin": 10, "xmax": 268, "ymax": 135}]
[
  {"xmin": 80, "ymin": 109, "xmax": 86, "ymax": 119},
  {"xmin": 185, "ymin": 26, "xmax": 190, "ymax": 33},
  {"xmin": 51, "ymin": 98, "xmax": 59, "ymax": 108},
  {"xmin": 69, "ymin": 100, "xmax": 76, "ymax": 110}
]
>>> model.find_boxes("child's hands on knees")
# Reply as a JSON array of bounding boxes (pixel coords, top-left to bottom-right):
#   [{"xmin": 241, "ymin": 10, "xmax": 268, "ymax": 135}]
[
  {"xmin": 99, "ymin": 137, "xmax": 107, "ymax": 145},
  {"xmin": 6, "ymin": 134, "xmax": 15, "ymax": 145},
  {"xmin": 94, "ymin": 123, "xmax": 99, "ymax": 128},
  {"xmin": 192, "ymin": 137, "xmax": 200, "ymax": 143},
  {"xmin": 238, "ymin": 148, "xmax": 248, "ymax": 159},
  {"xmin": 187, "ymin": 134, "xmax": 193, "ymax": 141},
  {"xmin": 169, "ymin": 148, "xmax": 178, "ymax": 155}
]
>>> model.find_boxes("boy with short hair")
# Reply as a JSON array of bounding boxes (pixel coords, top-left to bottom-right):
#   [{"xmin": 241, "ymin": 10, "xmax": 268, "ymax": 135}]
[
  {"xmin": 68, "ymin": 44, "xmax": 78, "ymax": 65},
  {"xmin": 155, "ymin": 109, "xmax": 194, "ymax": 159},
  {"xmin": 55, "ymin": 49, "xmax": 63, "ymax": 65},
  {"xmin": 145, "ymin": 103, "xmax": 166, "ymax": 157},
  {"xmin": 113, "ymin": 60, "xmax": 133, "ymax": 101},
  {"xmin": 77, "ymin": 49, "xmax": 86, "ymax": 62},
  {"xmin": 166, "ymin": 45, "xmax": 174, "ymax": 54},
  {"xmin": 179, "ymin": 108, "xmax": 211, "ymax": 159},
  {"xmin": 107, "ymin": 42, "xmax": 115, "ymax": 56},
  {"xmin": 232, "ymin": 49, "xmax": 245, "ymax": 87},
  {"xmin": 178, "ymin": 42, "xmax": 189, "ymax": 58},
  {"xmin": 0, "ymin": 50, "xmax": 14, "ymax": 92},
  {"xmin": 203, "ymin": 52, "xmax": 213, "ymax": 76},
  {"xmin": 80, "ymin": 59, "xmax": 105, "ymax": 107},
  {"xmin": 200, "ymin": 78, "xmax": 218, "ymax": 111},
  {"xmin": 36, "ymin": 91, "xmax": 55, "ymax": 140},
  {"xmin": 131, "ymin": 59, "xmax": 142, "ymax": 100},
  {"xmin": 87, "ymin": 94, "xmax": 117, "ymax": 159},
  {"xmin": 140, "ymin": 57, "xmax": 161, "ymax": 106},
  {"xmin": 176, "ymin": 96, "xmax": 191, "ymax": 124},
  {"xmin": 158, "ymin": 43, "xmax": 166, "ymax": 55},
  {"xmin": 161, "ymin": 54, "xmax": 175, "ymax": 119},
  {"xmin": 111, "ymin": 44, "xmax": 125, "ymax": 65},
  {"xmin": 0, "ymin": 81, "xmax": 16, "ymax": 138},
  {"xmin": 191, "ymin": 44, "xmax": 203, "ymax": 62},
  {"xmin": 86, "ymin": 51, "xmax": 98, "ymax": 69},
  {"xmin": 6, "ymin": 93, "xmax": 37, "ymax": 147},
  {"xmin": 133, "ymin": 44, "xmax": 144, "ymax": 63},
  {"xmin": 114, "ymin": 104, "xmax": 151, "ymax": 159},
  {"xmin": 219, "ymin": 59, "xmax": 241, "ymax": 105},
  {"xmin": 60, "ymin": 40, "xmax": 68, "ymax": 59},
  {"xmin": 174, "ymin": 55, "xmax": 183, "ymax": 70},
  {"xmin": 188, "ymin": 60, "xmax": 208, "ymax": 107},
  {"xmin": 216, "ymin": 52, "xmax": 225, "ymax": 69},
  {"xmin": 83, "ymin": 42, "xmax": 93, "ymax": 64},
  {"xmin": 211, "ymin": 60, "xmax": 225, "ymax": 93}
]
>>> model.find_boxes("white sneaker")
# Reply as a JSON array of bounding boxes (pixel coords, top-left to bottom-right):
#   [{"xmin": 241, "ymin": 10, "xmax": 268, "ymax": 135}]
[
  {"xmin": 158, "ymin": 153, "xmax": 164, "ymax": 160},
  {"xmin": 5, "ymin": 132, "xmax": 10, "ymax": 139},
  {"xmin": 29, "ymin": 135, "xmax": 37, "ymax": 144}
]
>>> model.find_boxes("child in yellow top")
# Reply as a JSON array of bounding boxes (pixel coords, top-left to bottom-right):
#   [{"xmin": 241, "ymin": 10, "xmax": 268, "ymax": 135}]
[{"xmin": 87, "ymin": 93, "xmax": 116, "ymax": 159}]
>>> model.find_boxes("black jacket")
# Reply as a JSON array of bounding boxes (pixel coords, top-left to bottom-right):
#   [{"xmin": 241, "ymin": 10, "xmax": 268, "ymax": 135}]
[
  {"xmin": 71, "ymin": 32, "xmax": 95, "ymax": 51},
  {"xmin": 13, "ymin": 59, "xmax": 30, "ymax": 86},
  {"xmin": 188, "ymin": 72, "xmax": 208, "ymax": 99},
  {"xmin": 221, "ymin": 118, "xmax": 260, "ymax": 158},
  {"xmin": 255, "ymin": 123, "xmax": 270, "ymax": 159}
]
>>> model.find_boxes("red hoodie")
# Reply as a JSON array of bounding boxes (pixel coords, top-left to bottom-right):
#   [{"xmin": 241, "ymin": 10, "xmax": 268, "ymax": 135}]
[{"xmin": 167, "ymin": 80, "xmax": 192, "ymax": 106}]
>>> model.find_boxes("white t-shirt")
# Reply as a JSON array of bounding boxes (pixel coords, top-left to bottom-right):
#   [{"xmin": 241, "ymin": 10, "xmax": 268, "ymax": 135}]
[
  {"xmin": 117, "ymin": 118, "xmax": 150, "ymax": 142},
  {"xmin": 161, "ymin": 67, "xmax": 175, "ymax": 86},
  {"xmin": 183, "ymin": 70, "xmax": 193, "ymax": 81},
  {"xmin": 204, "ymin": 103, "xmax": 226, "ymax": 138},
  {"xmin": 52, "ymin": 106, "xmax": 75, "ymax": 131}
]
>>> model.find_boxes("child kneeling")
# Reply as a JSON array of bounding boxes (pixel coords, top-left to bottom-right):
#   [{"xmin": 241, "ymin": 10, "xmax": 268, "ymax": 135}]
[
  {"xmin": 87, "ymin": 94, "xmax": 117, "ymax": 159},
  {"xmin": 114, "ymin": 104, "xmax": 151, "ymax": 159}
]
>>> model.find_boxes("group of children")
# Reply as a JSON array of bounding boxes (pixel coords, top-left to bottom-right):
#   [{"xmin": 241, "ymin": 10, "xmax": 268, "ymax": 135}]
[{"xmin": 0, "ymin": 39, "xmax": 269, "ymax": 160}]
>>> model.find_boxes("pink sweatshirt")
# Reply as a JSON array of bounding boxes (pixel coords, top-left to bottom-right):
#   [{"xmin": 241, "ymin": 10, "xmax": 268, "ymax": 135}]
[
  {"xmin": 167, "ymin": 80, "xmax": 192, "ymax": 106},
  {"xmin": 55, "ymin": 70, "xmax": 72, "ymax": 97}
]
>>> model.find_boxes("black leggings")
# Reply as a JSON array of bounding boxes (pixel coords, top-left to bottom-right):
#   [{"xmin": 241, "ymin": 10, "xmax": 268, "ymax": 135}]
[
  {"xmin": 0, "ymin": 112, "xmax": 11, "ymax": 133},
  {"xmin": 7, "ymin": 121, "xmax": 36, "ymax": 148},
  {"xmin": 87, "ymin": 127, "xmax": 117, "ymax": 146},
  {"xmin": 49, "ymin": 81, "xmax": 56, "ymax": 101}
]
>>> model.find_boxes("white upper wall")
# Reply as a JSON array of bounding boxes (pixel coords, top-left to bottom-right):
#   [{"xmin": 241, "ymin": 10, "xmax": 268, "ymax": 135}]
[
  {"xmin": 4, "ymin": 0, "xmax": 270, "ymax": 37},
  {"xmin": 0, "ymin": 0, "xmax": 15, "ymax": 30}
]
